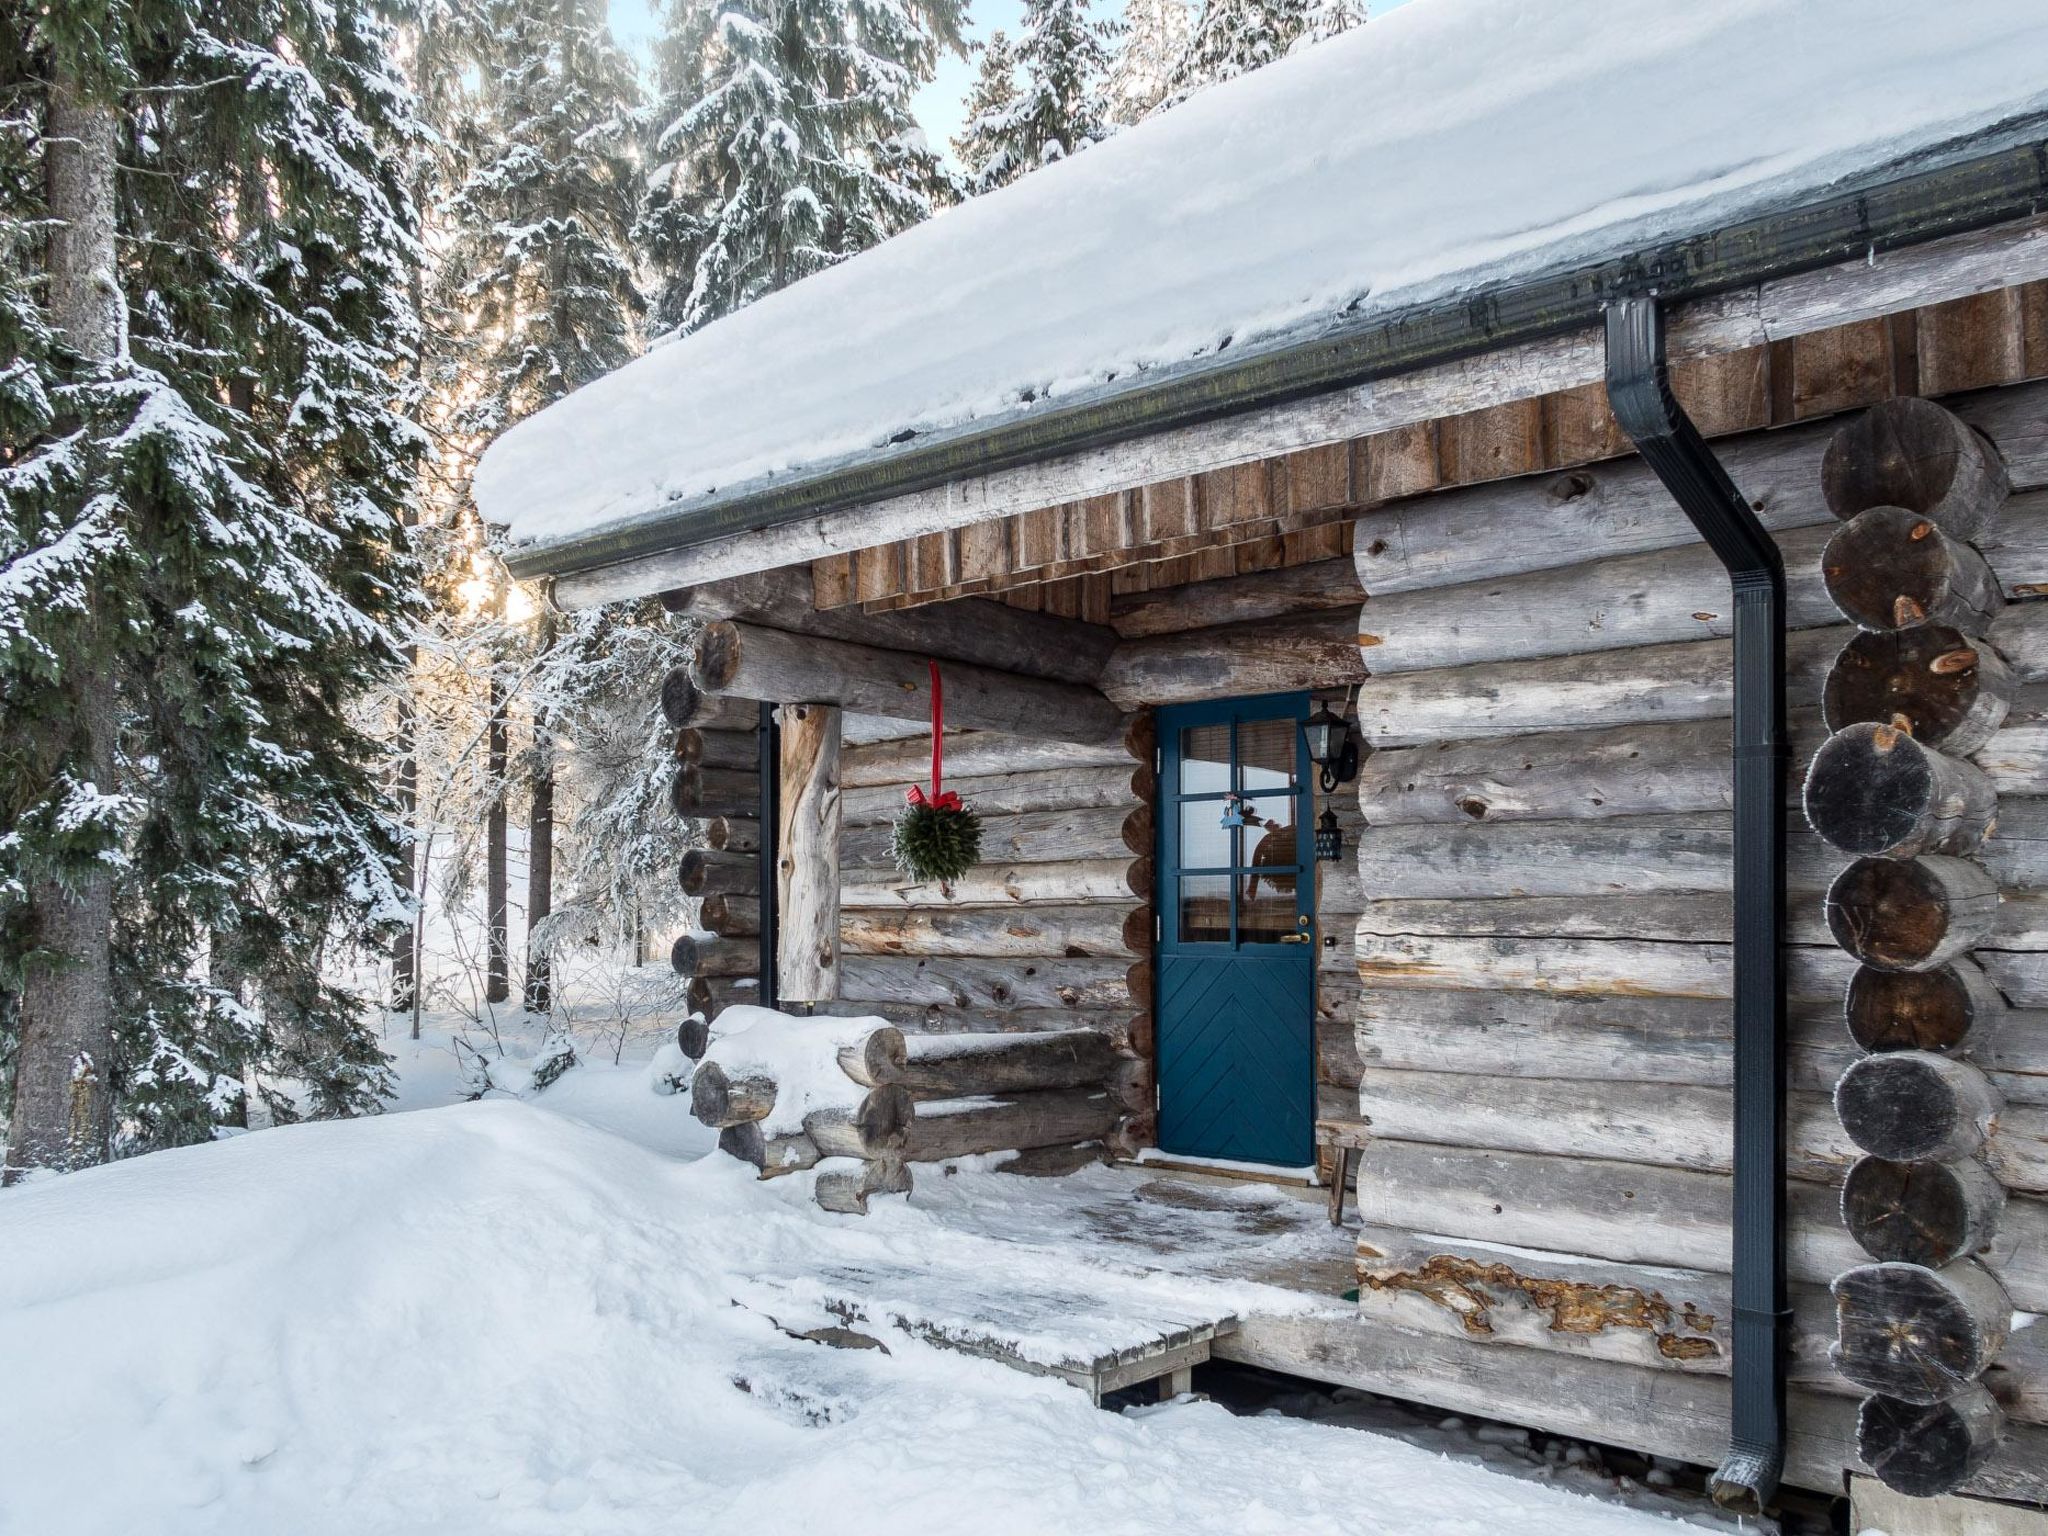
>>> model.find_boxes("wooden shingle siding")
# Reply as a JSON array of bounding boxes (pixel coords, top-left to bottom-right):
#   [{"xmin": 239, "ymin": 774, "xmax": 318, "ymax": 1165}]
[{"xmin": 816, "ymin": 286, "xmax": 2048, "ymax": 615}]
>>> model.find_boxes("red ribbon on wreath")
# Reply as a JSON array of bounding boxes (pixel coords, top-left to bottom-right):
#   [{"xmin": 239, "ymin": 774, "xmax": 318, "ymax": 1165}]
[{"xmin": 905, "ymin": 659, "xmax": 962, "ymax": 810}]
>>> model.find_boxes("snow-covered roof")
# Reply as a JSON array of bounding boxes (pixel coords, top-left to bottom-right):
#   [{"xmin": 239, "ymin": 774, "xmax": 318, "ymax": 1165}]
[{"xmin": 479, "ymin": 0, "xmax": 2048, "ymax": 570}]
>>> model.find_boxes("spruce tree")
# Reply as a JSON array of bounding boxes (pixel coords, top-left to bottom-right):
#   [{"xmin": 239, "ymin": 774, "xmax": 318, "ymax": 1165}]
[
  {"xmin": 1102, "ymin": 0, "xmax": 1190, "ymax": 124},
  {"xmin": 1167, "ymin": 0, "xmax": 1361, "ymax": 103},
  {"xmin": 640, "ymin": 0, "xmax": 966, "ymax": 333},
  {"xmin": 952, "ymin": 31, "xmax": 1019, "ymax": 177},
  {"xmin": 960, "ymin": 0, "xmax": 1114, "ymax": 194},
  {"xmin": 2, "ymin": 0, "xmax": 429, "ymax": 1167}
]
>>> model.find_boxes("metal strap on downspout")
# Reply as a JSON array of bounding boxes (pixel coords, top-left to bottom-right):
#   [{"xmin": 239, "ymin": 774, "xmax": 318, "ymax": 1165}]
[
  {"xmin": 1604, "ymin": 297, "xmax": 1789, "ymax": 1515},
  {"xmin": 757, "ymin": 701, "xmax": 780, "ymax": 1010}
]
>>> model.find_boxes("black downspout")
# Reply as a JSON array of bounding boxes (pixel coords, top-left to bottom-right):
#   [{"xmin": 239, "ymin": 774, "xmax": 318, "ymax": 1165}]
[
  {"xmin": 757, "ymin": 701, "xmax": 780, "ymax": 1010},
  {"xmin": 1604, "ymin": 297, "xmax": 1788, "ymax": 1515}
]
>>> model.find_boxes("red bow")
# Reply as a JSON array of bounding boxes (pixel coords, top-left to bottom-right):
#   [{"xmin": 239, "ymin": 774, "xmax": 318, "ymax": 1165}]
[{"xmin": 905, "ymin": 786, "xmax": 962, "ymax": 812}]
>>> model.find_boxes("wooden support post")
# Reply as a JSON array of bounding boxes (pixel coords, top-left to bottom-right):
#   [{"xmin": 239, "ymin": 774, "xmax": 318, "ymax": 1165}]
[{"xmin": 777, "ymin": 703, "xmax": 842, "ymax": 1005}]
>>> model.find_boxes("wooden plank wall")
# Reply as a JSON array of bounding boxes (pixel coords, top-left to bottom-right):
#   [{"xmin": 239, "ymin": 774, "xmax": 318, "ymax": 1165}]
[
  {"xmin": 1340, "ymin": 364, "xmax": 2048, "ymax": 1500},
  {"xmin": 816, "ymin": 286, "xmax": 2048, "ymax": 620}
]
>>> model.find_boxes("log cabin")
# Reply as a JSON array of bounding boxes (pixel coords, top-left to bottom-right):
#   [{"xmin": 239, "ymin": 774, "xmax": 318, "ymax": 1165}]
[{"xmin": 477, "ymin": 1, "xmax": 2048, "ymax": 1525}]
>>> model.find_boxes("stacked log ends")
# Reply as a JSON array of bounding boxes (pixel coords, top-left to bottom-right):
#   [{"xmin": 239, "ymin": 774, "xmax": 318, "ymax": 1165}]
[
  {"xmin": 663, "ymin": 653, "xmax": 763, "ymax": 1005},
  {"xmin": 1809, "ymin": 396, "xmax": 2018, "ymax": 1497}
]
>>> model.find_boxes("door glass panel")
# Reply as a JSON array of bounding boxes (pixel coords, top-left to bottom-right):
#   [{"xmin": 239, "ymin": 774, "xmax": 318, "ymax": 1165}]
[
  {"xmin": 1179, "ymin": 724, "xmax": 1231, "ymax": 795},
  {"xmin": 1241, "ymin": 795, "xmax": 1300, "ymax": 873},
  {"xmin": 1239, "ymin": 883, "xmax": 1301, "ymax": 943},
  {"xmin": 1178, "ymin": 875, "xmax": 1232, "ymax": 943},
  {"xmin": 1178, "ymin": 798, "xmax": 1236, "ymax": 871},
  {"xmin": 1238, "ymin": 718, "xmax": 1299, "ymax": 794}
]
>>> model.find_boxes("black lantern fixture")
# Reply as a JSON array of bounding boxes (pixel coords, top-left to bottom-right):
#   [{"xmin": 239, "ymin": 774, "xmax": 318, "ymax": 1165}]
[
  {"xmin": 1314, "ymin": 806, "xmax": 1344, "ymax": 863},
  {"xmin": 1302, "ymin": 702, "xmax": 1359, "ymax": 794}
]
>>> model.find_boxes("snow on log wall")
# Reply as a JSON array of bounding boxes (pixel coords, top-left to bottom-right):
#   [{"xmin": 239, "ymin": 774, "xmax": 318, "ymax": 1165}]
[{"xmin": 1347, "ymin": 368, "xmax": 2048, "ymax": 1501}]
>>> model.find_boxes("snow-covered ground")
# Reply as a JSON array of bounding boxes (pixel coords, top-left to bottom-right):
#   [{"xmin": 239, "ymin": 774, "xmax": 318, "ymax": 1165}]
[{"xmin": 0, "ymin": 1023, "xmax": 1756, "ymax": 1536}]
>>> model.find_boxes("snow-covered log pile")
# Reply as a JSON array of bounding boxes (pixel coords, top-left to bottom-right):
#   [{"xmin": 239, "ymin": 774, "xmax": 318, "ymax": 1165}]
[
  {"xmin": 1347, "ymin": 368, "xmax": 2048, "ymax": 1503},
  {"xmin": 677, "ymin": 1006, "xmax": 1142, "ymax": 1212},
  {"xmin": 1800, "ymin": 397, "xmax": 2048, "ymax": 1497}
]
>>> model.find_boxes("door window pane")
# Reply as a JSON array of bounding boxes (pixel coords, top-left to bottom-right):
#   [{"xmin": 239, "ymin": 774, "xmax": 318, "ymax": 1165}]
[
  {"xmin": 1238, "ymin": 718, "xmax": 1299, "ymax": 794},
  {"xmin": 1178, "ymin": 798, "xmax": 1236, "ymax": 871},
  {"xmin": 1240, "ymin": 884, "xmax": 1302, "ymax": 944},
  {"xmin": 1178, "ymin": 875, "xmax": 1232, "ymax": 943},
  {"xmin": 1241, "ymin": 795, "xmax": 1300, "ymax": 874},
  {"xmin": 1180, "ymin": 724, "xmax": 1231, "ymax": 795}
]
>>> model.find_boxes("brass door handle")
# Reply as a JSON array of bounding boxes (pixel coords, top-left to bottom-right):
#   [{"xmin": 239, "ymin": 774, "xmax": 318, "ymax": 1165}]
[{"xmin": 1277, "ymin": 933, "xmax": 1312, "ymax": 944}]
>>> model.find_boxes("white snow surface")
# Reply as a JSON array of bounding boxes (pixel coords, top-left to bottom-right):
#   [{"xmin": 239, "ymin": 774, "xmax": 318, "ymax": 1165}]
[
  {"xmin": 480, "ymin": 0, "xmax": 2048, "ymax": 558},
  {"xmin": 0, "ymin": 1053, "xmax": 1733, "ymax": 1535}
]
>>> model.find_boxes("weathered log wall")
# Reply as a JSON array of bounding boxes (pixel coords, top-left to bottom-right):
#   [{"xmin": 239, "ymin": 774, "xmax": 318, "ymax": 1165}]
[{"xmin": 1346, "ymin": 373, "xmax": 2048, "ymax": 1504}]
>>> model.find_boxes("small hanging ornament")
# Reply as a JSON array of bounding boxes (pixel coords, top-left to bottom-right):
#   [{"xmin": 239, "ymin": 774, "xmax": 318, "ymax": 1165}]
[{"xmin": 892, "ymin": 659, "xmax": 982, "ymax": 886}]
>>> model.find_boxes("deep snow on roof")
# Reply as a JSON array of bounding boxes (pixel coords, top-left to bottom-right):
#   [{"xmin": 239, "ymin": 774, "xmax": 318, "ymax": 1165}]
[{"xmin": 478, "ymin": 0, "xmax": 2048, "ymax": 561}]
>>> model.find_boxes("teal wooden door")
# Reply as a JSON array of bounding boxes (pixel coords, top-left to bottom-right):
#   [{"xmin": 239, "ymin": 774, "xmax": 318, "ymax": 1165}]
[{"xmin": 1155, "ymin": 694, "xmax": 1315, "ymax": 1167}]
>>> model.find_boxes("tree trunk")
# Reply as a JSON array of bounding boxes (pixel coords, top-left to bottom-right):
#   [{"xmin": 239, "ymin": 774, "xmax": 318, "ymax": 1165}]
[
  {"xmin": 1803, "ymin": 722, "xmax": 1996, "ymax": 859},
  {"xmin": 692, "ymin": 620, "xmax": 1124, "ymax": 744},
  {"xmin": 883, "ymin": 1029, "xmax": 1123, "ymax": 1099},
  {"xmin": 776, "ymin": 702, "xmax": 840, "ymax": 1004},
  {"xmin": 523, "ymin": 610, "xmax": 555, "ymax": 1014},
  {"xmin": 838, "ymin": 764, "xmax": 1139, "ymax": 826},
  {"xmin": 1822, "ymin": 506, "xmax": 2003, "ymax": 634},
  {"xmin": 1109, "ymin": 556, "xmax": 1362, "ymax": 638},
  {"xmin": 902, "ymin": 1088, "xmax": 1121, "ymax": 1162},
  {"xmin": 1857, "ymin": 1384, "xmax": 2007, "ymax": 1499},
  {"xmin": 1824, "ymin": 855, "xmax": 2000, "ymax": 972},
  {"xmin": 1825, "ymin": 625, "xmax": 2017, "ymax": 755},
  {"xmin": 1831, "ymin": 1259, "xmax": 2011, "ymax": 1403},
  {"xmin": 841, "ymin": 726, "xmax": 1139, "ymax": 788},
  {"xmin": 1834, "ymin": 1051, "xmax": 2002, "ymax": 1163},
  {"xmin": 1100, "ymin": 611, "xmax": 1365, "ymax": 710},
  {"xmin": 485, "ymin": 672, "xmax": 509, "ymax": 1005},
  {"xmin": 689, "ymin": 1061, "xmax": 777, "ymax": 1128},
  {"xmin": 839, "ymin": 903, "xmax": 1143, "ymax": 959},
  {"xmin": 1842, "ymin": 1154, "xmax": 2007, "ymax": 1269},
  {"xmin": 392, "ymin": 654, "xmax": 421, "ymax": 1015},
  {"xmin": 1822, "ymin": 396, "xmax": 2010, "ymax": 539},
  {"xmin": 666, "ymin": 566, "xmax": 1116, "ymax": 686},
  {"xmin": 814, "ymin": 1157, "xmax": 913, "ymax": 1215},
  {"xmin": 6, "ymin": 73, "xmax": 119, "ymax": 1184},
  {"xmin": 680, "ymin": 848, "xmax": 759, "ymax": 898},
  {"xmin": 719, "ymin": 1120, "xmax": 819, "ymax": 1178}
]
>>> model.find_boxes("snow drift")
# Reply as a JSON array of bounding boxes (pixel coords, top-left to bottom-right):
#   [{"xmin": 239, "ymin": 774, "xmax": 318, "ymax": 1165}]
[{"xmin": 0, "ymin": 1079, "xmax": 1719, "ymax": 1535}]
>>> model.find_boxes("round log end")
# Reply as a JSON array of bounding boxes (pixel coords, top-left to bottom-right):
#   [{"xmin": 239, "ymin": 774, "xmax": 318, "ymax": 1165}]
[
  {"xmin": 1822, "ymin": 626, "xmax": 2014, "ymax": 755},
  {"xmin": 1821, "ymin": 397, "xmax": 2010, "ymax": 537},
  {"xmin": 670, "ymin": 933, "xmax": 698, "ymax": 978},
  {"xmin": 690, "ymin": 621, "xmax": 744, "ymax": 693},
  {"xmin": 1825, "ymin": 856, "xmax": 1995, "ymax": 973},
  {"xmin": 1845, "ymin": 965, "xmax": 1979, "ymax": 1054},
  {"xmin": 1803, "ymin": 722, "xmax": 1991, "ymax": 860},
  {"xmin": 677, "ymin": 1014, "xmax": 712, "ymax": 1060},
  {"xmin": 680, "ymin": 849, "xmax": 710, "ymax": 897},
  {"xmin": 857, "ymin": 1083, "xmax": 914, "ymax": 1151},
  {"xmin": 669, "ymin": 766, "xmax": 696, "ymax": 821},
  {"xmin": 660, "ymin": 666, "xmax": 700, "ymax": 729},
  {"xmin": 674, "ymin": 728, "xmax": 703, "ymax": 765},
  {"xmin": 1831, "ymin": 1260, "xmax": 2010, "ymax": 1404},
  {"xmin": 1821, "ymin": 506, "xmax": 1985, "ymax": 634},
  {"xmin": 1843, "ymin": 1154, "xmax": 2006, "ymax": 1267},
  {"xmin": 1121, "ymin": 905, "xmax": 1153, "ymax": 955},
  {"xmin": 1858, "ymin": 1385, "xmax": 2006, "ymax": 1498},
  {"xmin": 1835, "ymin": 1051, "xmax": 1998, "ymax": 1163}
]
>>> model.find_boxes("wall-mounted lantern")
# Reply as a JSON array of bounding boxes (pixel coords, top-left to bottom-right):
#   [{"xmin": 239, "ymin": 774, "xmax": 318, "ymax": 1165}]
[
  {"xmin": 1302, "ymin": 702, "xmax": 1359, "ymax": 794},
  {"xmin": 1314, "ymin": 807, "xmax": 1344, "ymax": 863}
]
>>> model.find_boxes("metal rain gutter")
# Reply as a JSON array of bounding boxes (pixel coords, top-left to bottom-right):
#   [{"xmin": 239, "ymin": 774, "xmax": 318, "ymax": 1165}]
[
  {"xmin": 505, "ymin": 129, "xmax": 2048, "ymax": 586},
  {"xmin": 1604, "ymin": 296, "xmax": 1788, "ymax": 1515},
  {"xmin": 756, "ymin": 701, "xmax": 780, "ymax": 1009}
]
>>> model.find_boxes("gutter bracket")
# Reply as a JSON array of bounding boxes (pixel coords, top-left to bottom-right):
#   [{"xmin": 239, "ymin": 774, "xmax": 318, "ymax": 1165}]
[{"xmin": 1604, "ymin": 296, "xmax": 1789, "ymax": 1516}]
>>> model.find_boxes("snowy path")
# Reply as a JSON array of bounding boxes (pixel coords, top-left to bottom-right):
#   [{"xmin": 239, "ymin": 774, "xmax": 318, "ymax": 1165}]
[{"xmin": 0, "ymin": 1066, "xmax": 1729, "ymax": 1535}]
